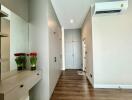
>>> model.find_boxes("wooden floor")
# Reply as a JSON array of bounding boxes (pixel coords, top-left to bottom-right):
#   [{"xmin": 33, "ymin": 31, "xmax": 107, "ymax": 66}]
[{"xmin": 51, "ymin": 70, "xmax": 132, "ymax": 100}]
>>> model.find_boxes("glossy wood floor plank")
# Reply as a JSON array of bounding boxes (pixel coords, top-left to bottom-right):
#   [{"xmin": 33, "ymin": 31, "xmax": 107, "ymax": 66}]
[{"xmin": 51, "ymin": 70, "xmax": 132, "ymax": 100}]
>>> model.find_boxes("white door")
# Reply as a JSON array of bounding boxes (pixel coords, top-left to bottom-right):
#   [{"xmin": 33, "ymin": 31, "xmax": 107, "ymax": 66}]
[
  {"xmin": 65, "ymin": 29, "xmax": 82, "ymax": 69},
  {"xmin": 73, "ymin": 42, "xmax": 82, "ymax": 69},
  {"xmin": 65, "ymin": 42, "xmax": 74, "ymax": 68}
]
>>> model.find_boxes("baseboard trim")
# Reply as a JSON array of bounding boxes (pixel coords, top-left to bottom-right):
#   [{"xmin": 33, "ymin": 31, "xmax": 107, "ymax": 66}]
[
  {"xmin": 94, "ymin": 84, "xmax": 132, "ymax": 89},
  {"xmin": 86, "ymin": 74, "xmax": 94, "ymax": 87},
  {"xmin": 61, "ymin": 67, "xmax": 65, "ymax": 70}
]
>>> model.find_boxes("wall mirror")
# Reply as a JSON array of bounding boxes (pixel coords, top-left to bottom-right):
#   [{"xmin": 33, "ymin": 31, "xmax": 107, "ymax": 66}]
[{"xmin": 0, "ymin": 4, "xmax": 29, "ymax": 80}]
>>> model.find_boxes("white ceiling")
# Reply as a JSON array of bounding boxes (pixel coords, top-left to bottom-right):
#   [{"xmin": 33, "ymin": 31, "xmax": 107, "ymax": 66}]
[
  {"xmin": 51, "ymin": 0, "xmax": 92, "ymax": 29},
  {"xmin": 51, "ymin": 0, "xmax": 120, "ymax": 29}
]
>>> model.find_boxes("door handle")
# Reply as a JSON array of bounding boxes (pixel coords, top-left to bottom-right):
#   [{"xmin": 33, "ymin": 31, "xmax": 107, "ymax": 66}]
[{"xmin": 37, "ymin": 73, "xmax": 40, "ymax": 76}]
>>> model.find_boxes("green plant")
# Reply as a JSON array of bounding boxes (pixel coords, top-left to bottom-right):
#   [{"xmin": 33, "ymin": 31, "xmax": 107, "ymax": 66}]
[
  {"xmin": 29, "ymin": 52, "xmax": 37, "ymax": 70},
  {"xmin": 30, "ymin": 56, "xmax": 37, "ymax": 67},
  {"xmin": 14, "ymin": 53, "xmax": 27, "ymax": 70},
  {"xmin": 15, "ymin": 57, "xmax": 22, "ymax": 66}
]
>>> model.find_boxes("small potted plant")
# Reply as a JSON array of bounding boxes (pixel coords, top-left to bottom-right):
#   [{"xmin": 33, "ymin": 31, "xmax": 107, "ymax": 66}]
[
  {"xmin": 27, "ymin": 52, "xmax": 37, "ymax": 70},
  {"xmin": 14, "ymin": 53, "xmax": 27, "ymax": 71}
]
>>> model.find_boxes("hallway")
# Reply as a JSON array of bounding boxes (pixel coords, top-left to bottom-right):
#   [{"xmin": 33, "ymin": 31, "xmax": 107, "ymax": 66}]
[{"xmin": 51, "ymin": 70, "xmax": 132, "ymax": 100}]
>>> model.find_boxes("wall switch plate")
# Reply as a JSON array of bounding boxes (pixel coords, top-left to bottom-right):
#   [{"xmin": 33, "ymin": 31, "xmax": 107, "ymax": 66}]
[{"xmin": 90, "ymin": 73, "xmax": 93, "ymax": 78}]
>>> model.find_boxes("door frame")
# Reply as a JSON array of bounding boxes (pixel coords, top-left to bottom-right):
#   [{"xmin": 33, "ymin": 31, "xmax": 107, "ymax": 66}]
[{"xmin": 82, "ymin": 38, "xmax": 86, "ymax": 71}]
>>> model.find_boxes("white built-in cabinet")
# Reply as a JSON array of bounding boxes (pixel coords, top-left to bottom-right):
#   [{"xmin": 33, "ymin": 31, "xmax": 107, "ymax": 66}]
[{"xmin": 49, "ymin": 26, "xmax": 62, "ymax": 95}]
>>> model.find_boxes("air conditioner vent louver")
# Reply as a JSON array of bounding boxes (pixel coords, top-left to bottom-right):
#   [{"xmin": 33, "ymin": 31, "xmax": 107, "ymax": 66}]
[{"xmin": 96, "ymin": 10, "xmax": 121, "ymax": 14}]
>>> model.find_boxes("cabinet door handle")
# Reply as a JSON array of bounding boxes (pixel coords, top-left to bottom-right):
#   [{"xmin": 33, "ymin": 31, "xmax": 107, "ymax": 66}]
[
  {"xmin": 20, "ymin": 84, "xmax": 24, "ymax": 88},
  {"xmin": 37, "ymin": 73, "xmax": 40, "ymax": 76}
]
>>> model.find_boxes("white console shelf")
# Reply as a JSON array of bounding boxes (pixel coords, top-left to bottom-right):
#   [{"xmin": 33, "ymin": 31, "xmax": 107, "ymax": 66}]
[{"xmin": 0, "ymin": 70, "xmax": 41, "ymax": 100}]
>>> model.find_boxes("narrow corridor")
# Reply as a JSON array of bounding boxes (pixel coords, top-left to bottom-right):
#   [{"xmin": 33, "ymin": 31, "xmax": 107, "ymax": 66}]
[{"xmin": 51, "ymin": 70, "xmax": 132, "ymax": 100}]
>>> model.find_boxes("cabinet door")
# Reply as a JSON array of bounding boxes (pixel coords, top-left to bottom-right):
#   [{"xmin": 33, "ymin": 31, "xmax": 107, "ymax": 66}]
[
  {"xmin": 49, "ymin": 30, "xmax": 57, "ymax": 76},
  {"xmin": 5, "ymin": 84, "xmax": 28, "ymax": 100}
]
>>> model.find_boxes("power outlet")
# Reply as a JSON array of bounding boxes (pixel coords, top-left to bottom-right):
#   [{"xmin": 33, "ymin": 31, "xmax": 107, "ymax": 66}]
[{"xmin": 118, "ymin": 86, "xmax": 121, "ymax": 89}]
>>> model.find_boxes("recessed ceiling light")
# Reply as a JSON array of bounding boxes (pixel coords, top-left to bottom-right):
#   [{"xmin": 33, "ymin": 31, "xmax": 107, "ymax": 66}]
[{"xmin": 70, "ymin": 19, "xmax": 74, "ymax": 24}]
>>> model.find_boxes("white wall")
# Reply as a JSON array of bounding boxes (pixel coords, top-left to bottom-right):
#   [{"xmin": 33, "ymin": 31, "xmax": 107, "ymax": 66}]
[
  {"xmin": 29, "ymin": 0, "xmax": 49, "ymax": 99},
  {"xmin": 10, "ymin": 12, "xmax": 29, "ymax": 71},
  {"xmin": 1, "ymin": 5, "xmax": 29, "ymax": 71},
  {"xmin": 48, "ymin": 0, "xmax": 62, "ymax": 97},
  {"xmin": 81, "ymin": 9, "xmax": 94, "ymax": 85},
  {"xmin": 0, "ymin": 0, "xmax": 28, "ymax": 21},
  {"xmin": 92, "ymin": 0, "xmax": 132, "ymax": 88}
]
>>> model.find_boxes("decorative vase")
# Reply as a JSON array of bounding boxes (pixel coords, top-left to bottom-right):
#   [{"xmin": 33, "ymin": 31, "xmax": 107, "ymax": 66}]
[
  {"xmin": 17, "ymin": 64, "xmax": 23, "ymax": 71},
  {"xmin": 31, "ymin": 64, "xmax": 36, "ymax": 70}
]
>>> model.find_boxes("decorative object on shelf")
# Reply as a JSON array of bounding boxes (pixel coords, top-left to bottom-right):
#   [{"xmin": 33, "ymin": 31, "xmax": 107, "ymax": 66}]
[
  {"xmin": 14, "ymin": 53, "xmax": 27, "ymax": 71},
  {"xmin": 27, "ymin": 52, "xmax": 37, "ymax": 70}
]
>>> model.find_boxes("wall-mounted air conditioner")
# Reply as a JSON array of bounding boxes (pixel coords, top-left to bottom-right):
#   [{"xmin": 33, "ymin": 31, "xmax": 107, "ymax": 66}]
[{"xmin": 93, "ymin": 0, "xmax": 128, "ymax": 15}]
